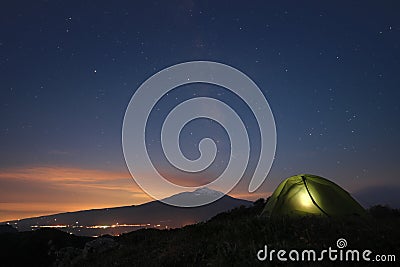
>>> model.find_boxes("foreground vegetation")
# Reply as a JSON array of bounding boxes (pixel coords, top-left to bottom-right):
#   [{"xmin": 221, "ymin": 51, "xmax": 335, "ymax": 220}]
[{"xmin": 0, "ymin": 201, "xmax": 399, "ymax": 266}]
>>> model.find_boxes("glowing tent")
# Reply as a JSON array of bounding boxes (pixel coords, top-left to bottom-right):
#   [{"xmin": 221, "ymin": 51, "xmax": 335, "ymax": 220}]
[{"xmin": 261, "ymin": 174, "xmax": 366, "ymax": 217}]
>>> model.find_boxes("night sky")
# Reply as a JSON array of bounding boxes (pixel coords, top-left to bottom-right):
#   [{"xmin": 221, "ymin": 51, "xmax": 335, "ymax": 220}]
[{"xmin": 1, "ymin": 1, "xmax": 400, "ymax": 221}]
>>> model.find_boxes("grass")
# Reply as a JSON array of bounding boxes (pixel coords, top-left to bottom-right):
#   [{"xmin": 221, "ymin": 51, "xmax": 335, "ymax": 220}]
[{"xmin": 1, "ymin": 201, "xmax": 399, "ymax": 266}]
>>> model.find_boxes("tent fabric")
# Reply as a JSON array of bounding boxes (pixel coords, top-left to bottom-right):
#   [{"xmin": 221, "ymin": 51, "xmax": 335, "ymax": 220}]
[{"xmin": 261, "ymin": 174, "xmax": 366, "ymax": 217}]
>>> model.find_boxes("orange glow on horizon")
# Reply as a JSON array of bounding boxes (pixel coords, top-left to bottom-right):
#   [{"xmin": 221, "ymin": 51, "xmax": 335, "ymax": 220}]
[
  {"xmin": 0, "ymin": 165, "xmax": 152, "ymax": 222},
  {"xmin": 229, "ymin": 191, "xmax": 271, "ymax": 201},
  {"xmin": 0, "ymin": 165, "xmax": 275, "ymax": 222}
]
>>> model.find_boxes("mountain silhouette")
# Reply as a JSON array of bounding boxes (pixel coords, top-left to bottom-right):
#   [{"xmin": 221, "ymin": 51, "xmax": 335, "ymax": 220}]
[{"xmin": 4, "ymin": 188, "xmax": 250, "ymax": 236}]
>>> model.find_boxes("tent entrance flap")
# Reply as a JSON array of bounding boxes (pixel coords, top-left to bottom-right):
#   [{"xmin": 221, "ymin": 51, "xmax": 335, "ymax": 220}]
[{"xmin": 301, "ymin": 175, "xmax": 330, "ymax": 217}]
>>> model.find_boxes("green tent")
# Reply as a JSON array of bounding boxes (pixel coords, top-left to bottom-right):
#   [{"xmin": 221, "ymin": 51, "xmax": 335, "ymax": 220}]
[{"xmin": 261, "ymin": 174, "xmax": 366, "ymax": 217}]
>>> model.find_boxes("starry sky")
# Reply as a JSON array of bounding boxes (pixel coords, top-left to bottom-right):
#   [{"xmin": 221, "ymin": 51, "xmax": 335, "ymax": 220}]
[{"xmin": 1, "ymin": 1, "xmax": 400, "ymax": 221}]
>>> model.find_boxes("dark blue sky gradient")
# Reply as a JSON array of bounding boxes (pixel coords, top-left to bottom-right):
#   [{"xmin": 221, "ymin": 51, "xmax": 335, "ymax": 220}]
[{"xmin": 1, "ymin": 1, "xmax": 400, "ymax": 205}]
